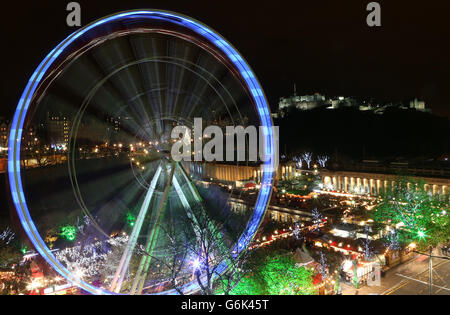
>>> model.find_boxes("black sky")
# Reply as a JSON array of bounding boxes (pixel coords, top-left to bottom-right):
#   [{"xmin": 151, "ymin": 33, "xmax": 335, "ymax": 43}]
[{"xmin": 1, "ymin": 0, "xmax": 450, "ymax": 118}]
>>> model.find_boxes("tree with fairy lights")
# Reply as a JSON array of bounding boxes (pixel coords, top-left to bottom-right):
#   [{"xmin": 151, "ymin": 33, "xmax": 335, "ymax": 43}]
[
  {"xmin": 278, "ymin": 171, "xmax": 321, "ymax": 196},
  {"xmin": 317, "ymin": 155, "xmax": 329, "ymax": 169},
  {"xmin": 60, "ymin": 224, "xmax": 77, "ymax": 242},
  {"xmin": 301, "ymin": 152, "xmax": 313, "ymax": 169},
  {"xmin": 373, "ymin": 176, "xmax": 449, "ymax": 250},
  {"xmin": 150, "ymin": 204, "xmax": 251, "ymax": 295},
  {"xmin": 0, "ymin": 228, "xmax": 18, "ymax": 269},
  {"xmin": 293, "ymin": 156, "xmax": 303, "ymax": 169},
  {"xmin": 215, "ymin": 246, "xmax": 266, "ymax": 295},
  {"xmin": 263, "ymin": 252, "xmax": 315, "ymax": 295},
  {"xmin": 134, "ymin": 217, "xmax": 192, "ymax": 295},
  {"xmin": 55, "ymin": 236, "xmax": 129, "ymax": 284},
  {"xmin": 225, "ymin": 249, "xmax": 315, "ymax": 295},
  {"xmin": 373, "ymin": 176, "xmax": 449, "ymax": 295},
  {"xmin": 311, "ymin": 208, "xmax": 323, "ymax": 233}
]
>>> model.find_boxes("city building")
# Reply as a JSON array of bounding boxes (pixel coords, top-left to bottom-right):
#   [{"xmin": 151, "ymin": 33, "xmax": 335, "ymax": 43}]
[
  {"xmin": 279, "ymin": 92, "xmax": 327, "ymax": 115},
  {"xmin": 0, "ymin": 118, "xmax": 10, "ymax": 155},
  {"xmin": 22, "ymin": 126, "xmax": 40, "ymax": 151},
  {"xmin": 106, "ymin": 115, "xmax": 133, "ymax": 145},
  {"xmin": 46, "ymin": 113, "xmax": 70, "ymax": 150},
  {"xmin": 107, "ymin": 116, "xmax": 121, "ymax": 133},
  {"xmin": 185, "ymin": 161, "xmax": 450, "ymax": 199},
  {"xmin": 279, "ymin": 91, "xmax": 362, "ymax": 116},
  {"xmin": 409, "ymin": 98, "xmax": 429, "ymax": 112},
  {"xmin": 277, "ymin": 86, "xmax": 431, "ymax": 116}
]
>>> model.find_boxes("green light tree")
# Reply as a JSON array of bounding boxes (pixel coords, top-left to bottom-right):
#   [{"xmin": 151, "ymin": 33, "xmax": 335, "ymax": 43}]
[
  {"xmin": 60, "ymin": 225, "xmax": 77, "ymax": 242},
  {"xmin": 225, "ymin": 250, "xmax": 315, "ymax": 295},
  {"xmin": 263, "ymin": 252, "xmax": 315, "ymax": 295},
  {"xmin": 278, "ymin": 171, "xmax": 321, "ymax": 196},
  {"xmin": 216, "ymin": 248, "xmax": 267, "ymax": 295},
  {"xmin": 352, "ymin": 260, "xmax": 359, "ymax": 289},
  {"xmin": 373, "ymin": 176, "xmax": 449, "ymax": 250}
]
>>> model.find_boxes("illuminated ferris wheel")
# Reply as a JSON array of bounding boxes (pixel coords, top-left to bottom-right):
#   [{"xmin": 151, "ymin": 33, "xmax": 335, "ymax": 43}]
[{"xmin": 8, "ymin": 10, "xmax": 276, "ymax": 295}]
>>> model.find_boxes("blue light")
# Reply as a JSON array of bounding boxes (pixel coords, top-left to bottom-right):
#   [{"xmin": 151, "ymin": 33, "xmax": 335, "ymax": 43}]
[{"xmin": 8, "ymin": 9, "xmax": 275, "ymax": 295}]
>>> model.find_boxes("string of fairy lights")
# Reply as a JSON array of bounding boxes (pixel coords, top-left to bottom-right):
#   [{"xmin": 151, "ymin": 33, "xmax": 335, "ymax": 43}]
[{"xmin": 55, "ymin": 236, "xmax": 129, "ymax": 280}]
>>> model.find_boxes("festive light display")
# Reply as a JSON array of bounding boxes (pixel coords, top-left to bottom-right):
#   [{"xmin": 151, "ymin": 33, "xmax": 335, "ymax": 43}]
[
  {"xmin": 373, "ymin": 177, "xmax": 449, "ymax": 249},
  {"xmin": 363, "ymin": 226, "xmax": 374, "ymax": 260},
  {"xmin": 292, "ymin": 222, "xmax": 302, "ymax": 240},
  {"xmin": 311, "ymin": 208, "xmax": 323, "ymax": 233},
  {"xmin": 263, "ymin": 254, "xmax": 315, "ymax": 295},
  {"xmin": 317, "ymin": 156, "xmax": 329, "ymax": 168},
  {"xmin": 55, "ymin": 236, "xmax": 129, "ymax": 281},
  {"xmin": 385, "ymin": 230, "xmax": 401, "ymax": 251},
  {"xmin": 293, "ymin": 156, "xmax": 303, "ymax": 169},
  {"xmin": 0, "ymin": 227, "xmax": 15, "ymax": 245},
  {"xmin": 318, "ymin": 252, "xmax": 328, "ymax": 280},
  {"xmin": 60, "ymin": 225, "xmax": 77, "ymax": 242},
  {"xmin": 126, "ymin": 212, "xmax": 137, "ymax": 228},
  {"xmin": 227, "ymin": 251, "xmax": 315, "ymax": 295},
  {"xmin": 8, "ymin": 10, "xmax": 275, "ymax": 294},
  {"xmin": 301, "ymin": 152, "xmax": 313, "ymax": 169},
  {"xmin": 352, "ymin": 260, "xmax": 359, "ymax": 289},
  {"xmin": 416, "ymin": 230, "xmax": 427, "ymax": 240}
]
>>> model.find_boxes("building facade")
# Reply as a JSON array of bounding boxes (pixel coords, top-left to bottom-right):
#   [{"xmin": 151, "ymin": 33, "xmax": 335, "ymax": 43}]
[
  {"xmin": 0, "ymin": 119, "xmax": 9, "ymax": 156},
  {"xmin": 185, "ymin": 162, "xmax": 450, "ymax": 198},
  {"xmin": 46, "ymin": 113, "xmax": 70, "ymax": 149},
  {"xmin": 321, "ymin": 169, "xmax": 449, "ymax": 197}
]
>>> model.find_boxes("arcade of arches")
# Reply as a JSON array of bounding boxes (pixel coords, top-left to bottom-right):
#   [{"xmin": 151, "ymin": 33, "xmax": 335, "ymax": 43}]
[{"xmin": 185, "ymin": 162, "xmax": 449, "ymax": 198}]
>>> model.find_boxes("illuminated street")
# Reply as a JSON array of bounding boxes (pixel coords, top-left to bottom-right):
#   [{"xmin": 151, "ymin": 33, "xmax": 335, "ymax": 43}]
[{"xmin": 339, "ymin": 253, "xmax": 450, "ymax": 295}]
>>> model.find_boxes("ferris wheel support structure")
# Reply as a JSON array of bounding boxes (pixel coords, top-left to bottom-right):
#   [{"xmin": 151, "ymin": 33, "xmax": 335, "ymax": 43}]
[
  {"xmin": 110, "ymin": 163, "xmax": 163, "ymax": 293},
  {"xmin": 129, "ymin": 161, "xmax": 177, "ymax": 294},
  {"xmin": 178, "ymin": 163, "xmax": 203, "ymax": 203}
]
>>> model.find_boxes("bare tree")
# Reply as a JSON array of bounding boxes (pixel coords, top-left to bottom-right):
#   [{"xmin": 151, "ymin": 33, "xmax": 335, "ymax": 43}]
[
  {"xmin": 301, "ymin": 152, "xmax": 313, "ymax": 169},
  {"xmin": 181, "ymin": 205, "xmax": 251, "ymax": 295},
  {"xmin": 317, "ymin": 155, "xmax": 329, "ymax": 168},
  {"xmin": 0, "ymin": 227, "xmax": 19, "ymax": 268},
  {"xmin": 24, "ymin": 146, "xmax": 53, "ymax": 168},
  {"xmin": 293, "ymin": 156, "xmax": 303, "ymax": 169},
  {"xmin": 137, "ymin": 221, "xmax": 192, "ymax": 295}
]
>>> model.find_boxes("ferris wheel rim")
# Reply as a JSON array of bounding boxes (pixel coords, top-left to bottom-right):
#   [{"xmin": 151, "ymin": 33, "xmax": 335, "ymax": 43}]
[{"xmin": 8, "ymin": 9, "xmax": 276, "ymax": 295}]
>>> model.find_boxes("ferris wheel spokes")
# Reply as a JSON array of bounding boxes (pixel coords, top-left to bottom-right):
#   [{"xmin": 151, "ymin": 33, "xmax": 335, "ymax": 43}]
[
  {"xmin": 174, "ymin": 164, "xmax": 234, "ymax": 288},
  {"xmin": 110, "ymin": 163, "xmax": 163, "ymax": 293},
  {"xmin": 130, "ymin": 161, "xmax": 177, "ymax": 295},
  {"xmin": 178, "ymin": 163, "xmax": 203, "ymax": 203},
  {"xmin": 133, "ymin": 162, "xmax": 227, "ymax": 295}
]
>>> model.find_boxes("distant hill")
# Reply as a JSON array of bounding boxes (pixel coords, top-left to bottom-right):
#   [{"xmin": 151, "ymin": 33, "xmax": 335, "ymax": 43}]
[{"xmin": 277, "ymin": 107, "xmax": 450, "ymax": 159}]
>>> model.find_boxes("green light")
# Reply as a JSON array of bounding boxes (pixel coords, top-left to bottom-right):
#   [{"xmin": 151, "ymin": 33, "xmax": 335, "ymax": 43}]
[
  {"xmin": 126, "ymin": 212, "xmax": 136, "ymax": 227},
  {"xmin": 373, "ymin": 176, "xmax": 450, "ymax": 250},
  {"xmin": 417, "ymin": 230, "xmax": 427, "ymax": 240},
  {"xmin": 221, "ymin": 251, "xmax": 315, "ymax": 295},
  {"xmin": 60, "ymin": 225, "xmax": 77, "ymax": 242}
]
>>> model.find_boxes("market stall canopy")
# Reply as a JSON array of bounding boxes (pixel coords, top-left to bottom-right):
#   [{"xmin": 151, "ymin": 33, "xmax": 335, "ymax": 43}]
[{"xmin": 294, "ymin": 248, "xmax": 315, "ymax": 266}]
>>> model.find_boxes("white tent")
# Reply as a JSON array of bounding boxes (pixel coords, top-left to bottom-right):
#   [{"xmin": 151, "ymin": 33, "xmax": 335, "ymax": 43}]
[{"xmin": 294, "ymin": 248, "xmax": 315, "ymax": 266}]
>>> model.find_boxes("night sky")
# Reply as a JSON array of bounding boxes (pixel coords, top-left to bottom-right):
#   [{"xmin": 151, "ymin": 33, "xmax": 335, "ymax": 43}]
[{"xmin": 1, "ymin": 0, "xmax": 450, "ymax": 118}]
